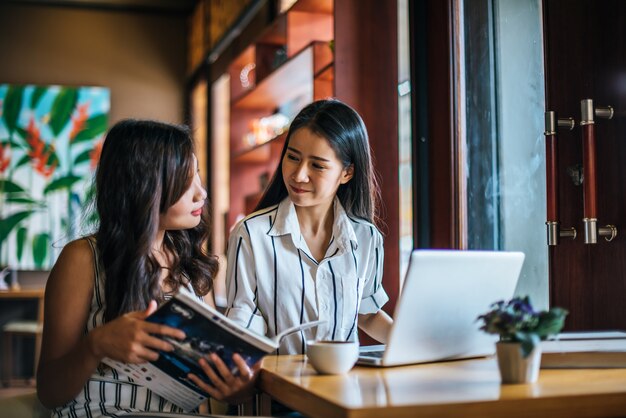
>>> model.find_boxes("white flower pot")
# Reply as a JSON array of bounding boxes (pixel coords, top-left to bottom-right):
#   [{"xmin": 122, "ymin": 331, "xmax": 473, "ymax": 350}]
[{"xmin": 495, "ymin": 341, "xmax": 542, "ymax": 384}]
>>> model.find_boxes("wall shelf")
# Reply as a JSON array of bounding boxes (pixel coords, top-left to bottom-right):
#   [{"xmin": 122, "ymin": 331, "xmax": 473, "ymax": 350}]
[{"xmin": 224, "ymin": 0, "xmax": 335, "ymax": 228}]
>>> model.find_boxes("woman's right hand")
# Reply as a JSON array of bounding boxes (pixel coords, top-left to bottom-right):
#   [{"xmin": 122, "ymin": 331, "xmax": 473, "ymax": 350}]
[{"xmin": 88, "ymin": 300, "xmax": 186, "ymax": 363}]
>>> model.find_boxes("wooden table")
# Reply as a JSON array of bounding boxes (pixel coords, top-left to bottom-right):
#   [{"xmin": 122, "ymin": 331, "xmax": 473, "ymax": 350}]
[{"xmin": 258, "ymin": 354, "xmax": 626, "ymax": 418}]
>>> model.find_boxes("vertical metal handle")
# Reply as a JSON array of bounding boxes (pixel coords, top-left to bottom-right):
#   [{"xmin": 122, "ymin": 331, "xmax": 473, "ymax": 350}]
[
  {"xmin": 580, "ymin": 99, "xmax": 598, "ymax": 243},
  {"xmin": 544, "ymin": 111, "xmax": 576, "ymax": 245},
  {"xmin": 580, "ymin": 99, "xmax": 617, "ymax": 244}
]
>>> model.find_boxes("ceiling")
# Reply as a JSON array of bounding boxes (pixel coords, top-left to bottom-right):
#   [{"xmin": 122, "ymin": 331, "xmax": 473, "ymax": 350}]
[{"xmin": 6, "ymin": 0, "xmax": 198, "ymax": 14}]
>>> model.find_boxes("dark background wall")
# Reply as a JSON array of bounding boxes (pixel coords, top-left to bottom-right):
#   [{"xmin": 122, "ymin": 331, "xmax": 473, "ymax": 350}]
[
  {"xmin": 0, "ymin": 3, "xmax": 188, "ymax": 124},
  {"xmin": 0, "ymin": 2, "xmax": 189, "ymax": 378}
]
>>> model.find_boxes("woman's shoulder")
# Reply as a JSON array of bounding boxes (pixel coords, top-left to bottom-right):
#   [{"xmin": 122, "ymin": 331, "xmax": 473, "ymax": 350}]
[
  {"xmin": 61, "ymin": 236, "xmax": 95, "ymax": 258},
  {"xmin": 47, "ymin": 237, "xmax": 96, "ymax": 291},
  {"xmin": 232, "ymin": 204, "xmax": 280, "ymax": 236},
  {"xmin": 345, "ymin": 216, "xmax": 383, "ymax": 239},
  {"xmin": 348, "ymin": 216, "xmax": 383, "ymax": 246}
]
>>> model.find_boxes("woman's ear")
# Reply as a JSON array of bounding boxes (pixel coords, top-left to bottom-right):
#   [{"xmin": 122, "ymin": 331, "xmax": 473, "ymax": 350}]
[{"xmin": 340, "ymin": 164, "xmax": 354, "ymax": 184}]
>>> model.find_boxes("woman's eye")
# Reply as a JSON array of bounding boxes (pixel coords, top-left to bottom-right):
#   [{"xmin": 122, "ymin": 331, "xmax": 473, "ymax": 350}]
[
  {"xmin": 313, "ymin": 163, "xmax": 326, "ymax": 170},
  {"xmin": 286, "ymin": 154, "xmax": 299, "ymax": 161}
]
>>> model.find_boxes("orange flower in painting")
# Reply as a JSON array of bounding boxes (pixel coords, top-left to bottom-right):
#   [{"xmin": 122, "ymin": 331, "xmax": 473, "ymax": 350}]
[
  {"xmin": 0, "ymin": 142, "xmax": 11, "ymax": 173},
  {"xmin": 69, "ymin": 102, "xmax": 90, "ymax": 142},
  {"xmin": 25, "ymin": 118, "xmax": 57, "ymax": 178},
  {"xmin": 90, "ymin": 138, "xmax": 103, "ymax": 171}
]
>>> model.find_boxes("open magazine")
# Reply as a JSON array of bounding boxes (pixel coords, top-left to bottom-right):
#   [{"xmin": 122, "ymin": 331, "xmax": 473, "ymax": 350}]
[
  {"xmin": 540, "ymin": 331, "xmax": 626, "ymax": 369},
  {"xmin": 101, "ymin": 289, "xmax": 324, "ymax": 411}
]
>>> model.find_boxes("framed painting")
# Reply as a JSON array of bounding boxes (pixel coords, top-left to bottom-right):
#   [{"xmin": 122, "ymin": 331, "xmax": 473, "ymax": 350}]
[{"xmin": 0, "ymin": 84, "xmax": 110, "ymax": 270}]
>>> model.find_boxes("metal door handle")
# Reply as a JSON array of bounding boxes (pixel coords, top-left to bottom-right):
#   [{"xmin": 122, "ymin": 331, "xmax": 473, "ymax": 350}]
[
  {"xmin": 579, "ymin": 99, "xmax": 617, "ymax": 243},
  {"xmin": 544, "ymin": 111, "xmax": 577, "ymax": 245}
]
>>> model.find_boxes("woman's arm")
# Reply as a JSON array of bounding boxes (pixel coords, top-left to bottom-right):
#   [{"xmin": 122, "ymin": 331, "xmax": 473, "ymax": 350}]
[
  {"xmin": 37, "ymin": 240, "xmax": 101, "ymax": 407},
  {"xmin": 224, "ymin": 223, "xmax": 267, "ymax": 335},
  {"xmin": 357, "ymin": 227, "xmax": 393, "ymax": 343},
  {"xmin": 358, "ymin": 310, "xmax": 393, "ymax": 344},
  {"xmin": 37, "ymin": 240, "xmax": 185, "ymax": 408}
]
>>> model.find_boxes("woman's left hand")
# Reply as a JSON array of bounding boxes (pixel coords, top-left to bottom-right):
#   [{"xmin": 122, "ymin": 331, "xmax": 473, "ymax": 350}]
[{"xmin": 188, "ymin": 353, "xmax": 260, "ymax": 404}]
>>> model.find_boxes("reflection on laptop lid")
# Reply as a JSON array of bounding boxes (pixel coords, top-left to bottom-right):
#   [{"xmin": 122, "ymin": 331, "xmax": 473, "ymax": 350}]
[{"xmin": 358, "ymin": 250, "xmax": 524, "ymax": 367}]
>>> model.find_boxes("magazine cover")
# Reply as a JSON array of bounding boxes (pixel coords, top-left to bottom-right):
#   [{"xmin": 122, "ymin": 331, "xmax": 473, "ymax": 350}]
[
  {"xmin": 102, "ymin": 289, "xmax": 324, "ymax": 410},
  {"xmin": 102, "ymin": 291, "xmax": 270, "ymax": 411}
]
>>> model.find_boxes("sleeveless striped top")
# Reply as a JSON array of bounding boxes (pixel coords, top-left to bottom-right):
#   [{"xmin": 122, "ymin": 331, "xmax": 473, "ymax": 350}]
[{"xmin": 51, "ymin": 237, "xmax": 200, "ymax": 418}]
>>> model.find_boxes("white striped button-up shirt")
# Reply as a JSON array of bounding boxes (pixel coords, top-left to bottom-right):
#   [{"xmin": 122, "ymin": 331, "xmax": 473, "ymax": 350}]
[{"xmin": 225, "ymin": 197, "xmax": 389, "ymax": 354}]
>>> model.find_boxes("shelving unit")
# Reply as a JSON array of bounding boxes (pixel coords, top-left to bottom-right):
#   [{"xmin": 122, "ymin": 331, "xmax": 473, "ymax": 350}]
[
  {"xmin": 225, "ymin": 0, "xmax": 334, "ymax": 228},
  {"xmin": 203, "ymin": 0, "xmax": 400, "ymax": 315}
]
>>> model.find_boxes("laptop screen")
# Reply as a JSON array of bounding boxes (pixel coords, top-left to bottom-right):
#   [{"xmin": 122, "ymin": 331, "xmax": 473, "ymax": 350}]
[{"xmin": 361, "ymin": 250, "xmax": 524, "ymax": 366}]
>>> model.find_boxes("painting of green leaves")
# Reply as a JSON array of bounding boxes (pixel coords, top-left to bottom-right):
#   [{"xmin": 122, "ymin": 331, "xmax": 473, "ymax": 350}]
[{"xmin": 0, "ymin": 84, "xmax": 109, "ymax": 270}]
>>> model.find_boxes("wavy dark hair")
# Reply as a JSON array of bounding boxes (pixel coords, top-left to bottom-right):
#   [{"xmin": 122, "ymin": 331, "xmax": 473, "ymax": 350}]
[
  {"xmin": 255, "ymin": 99, "xmax": 381, "ymax": 225},
  {"xmin": 95, "ymin": 119, "xmax": 218, "ymax": 321}
]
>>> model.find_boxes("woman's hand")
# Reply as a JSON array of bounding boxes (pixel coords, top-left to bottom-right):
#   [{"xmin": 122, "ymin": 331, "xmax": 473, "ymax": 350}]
[
  {"xmin": 187, "ymin": 353, "xmax": 260, "ymax": 404},
  {"xmin": 88, "ymin": 300, "xmax": 186, "ymax": 363}
]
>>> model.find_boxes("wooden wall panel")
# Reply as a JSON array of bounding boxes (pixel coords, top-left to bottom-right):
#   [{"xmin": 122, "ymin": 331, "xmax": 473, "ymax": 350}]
[
  {"xmin": 335, "ymin": 0, "xmax": 400, "ymax": 316},
  {"xmin": 544, "ymin": 0, "xmax": 626, "ymax": 330}
]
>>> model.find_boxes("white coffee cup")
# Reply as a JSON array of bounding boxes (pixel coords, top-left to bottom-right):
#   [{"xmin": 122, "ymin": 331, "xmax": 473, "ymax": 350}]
[{"xmin": 306, "ymin": 340, "xmax": 359, "ymax": 375}]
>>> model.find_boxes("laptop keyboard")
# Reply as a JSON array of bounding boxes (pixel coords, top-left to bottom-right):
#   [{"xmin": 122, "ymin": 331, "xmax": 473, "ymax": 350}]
[{"xmin": 363, "ymin": 350, "xmax": 385, "ymax": 358}]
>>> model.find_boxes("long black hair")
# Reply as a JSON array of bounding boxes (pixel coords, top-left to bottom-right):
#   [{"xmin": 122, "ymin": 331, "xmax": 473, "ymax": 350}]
[
  {"xmin": 95, "ymin": 119, "xmax": 218, "ymax": 321},
  {"xmin": 255, "ymin": 99, "xmax": 381, "ymax": 225}
]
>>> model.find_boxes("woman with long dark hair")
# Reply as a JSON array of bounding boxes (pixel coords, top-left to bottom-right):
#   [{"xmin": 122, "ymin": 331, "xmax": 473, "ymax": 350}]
[
  {"xmin": 226, "ymin": 99, "xmax": 393, "ymax": 355},
  {"xmin": 37, "ymin": 120, "xmax": 256, "ymax": 417}
]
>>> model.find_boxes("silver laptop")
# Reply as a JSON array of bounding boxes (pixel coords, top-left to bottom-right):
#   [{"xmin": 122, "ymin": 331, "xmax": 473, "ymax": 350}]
[{"xmin": 358, "ymin": 249, "xmax": 524, "ymax": 367}]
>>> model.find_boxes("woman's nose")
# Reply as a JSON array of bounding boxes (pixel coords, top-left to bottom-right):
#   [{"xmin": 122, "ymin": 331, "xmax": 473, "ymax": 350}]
[
  {"xmin": 293, "ymin": 163, "xmax": 308, "ymax": 182},
  {"xmin": 195, "ymin": 183, "xmax": 207, "ymax": 201}
]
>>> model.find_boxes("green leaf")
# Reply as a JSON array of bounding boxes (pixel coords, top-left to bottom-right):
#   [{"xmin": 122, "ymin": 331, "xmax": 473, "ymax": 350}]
[
  {"xmin": 0, "ymin": 179, "xmax": 26, "ymax": 194},
  {"xmin": 46, "ymin": 149, "xmax": 60, "ymax": 167},
  {"xmin": 49, "ymin": 88, "xmax": 78, "ymax": 136},
  {"xmin": 16, "ymin": 227, "xmax": 27, "ymax": 262},
  {"xmin": 43, "ymin": 174, "xmax": 81, "ymax": 194},
  {"xmin": 32, "ymin": 233, "xmax": 50, "ymax": 269},
  {"xmin": 514, "ymin": 332, "xmax": 540, "ymax": 358},
  {"xmin": 72, "ymin": 114, "xmax": 108, "ymax": 143},
  {"xmin": 14, "ymin": 154, "xmax": 30, "ymax": 169},
  {"xmin": 536, "ymin": 308, "xmax": 568, "ymax": 339},
  {"xmin": 73, "ymin": 149, "xmax": 92, "ymax": 166},
  {"xmin": 30, "ymin": 87, "xmax": 47, "ymax": 109},
  {"xmin": 15, "ymin": 126, "xmax": 27, "ymax": 141},
  {"xmin": 2, "ymin": 86, "xmax": 24, "ymax": 136},
  {"xmin": 0, "ymin": 210, "xmax": 33, "ymax": 245},
  {"xmin": 5, "ymin": 195, "xmax": 45, "ymax": 206}
]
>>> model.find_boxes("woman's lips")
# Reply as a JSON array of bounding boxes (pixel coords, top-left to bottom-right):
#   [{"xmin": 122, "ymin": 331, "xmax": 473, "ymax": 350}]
[
  {"xmin": 191, "ymin": 208, "xmax": 203, "ymax": 216},
  {"xmin": 290, "ymin": 185, "xmax": 309, "ymax": 194}
]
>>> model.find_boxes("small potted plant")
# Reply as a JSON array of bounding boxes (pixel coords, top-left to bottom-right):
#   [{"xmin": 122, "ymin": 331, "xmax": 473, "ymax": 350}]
[{"xmin": 477, "ymin": 296, "xmax": 568, "ymax": 383}]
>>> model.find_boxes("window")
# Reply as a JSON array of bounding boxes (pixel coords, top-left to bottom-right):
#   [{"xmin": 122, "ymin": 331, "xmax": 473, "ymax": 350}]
[
  {"xmin": 398, "ymin": 0, "xmax": 413, "ymax": 282},
  {"xmin": 456, "ymin": 0, "xmax": 548, "ymax": 307}
]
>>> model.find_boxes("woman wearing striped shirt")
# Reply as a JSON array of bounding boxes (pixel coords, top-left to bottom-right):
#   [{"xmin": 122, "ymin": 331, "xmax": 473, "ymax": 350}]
[
  {"xmin": 37, "ymin": 120, "xmax": 256, "ymax": 417},
  {"xmin": 226, "ymin": 99, "xmax": 394, "ymax": 355}
]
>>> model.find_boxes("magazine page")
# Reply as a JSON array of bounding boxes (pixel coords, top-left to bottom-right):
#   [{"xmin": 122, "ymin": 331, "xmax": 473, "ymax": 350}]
[
  {"xmin": 541, "ymin": 338, "xmax": 626, "ymax": 352},
  {"xmin": 170, "ymin": 290, "xmax": 277, "ymax": 352},
  {"xmin": 101, "ymin": 358, "xmax": 207, "ymax": 411},
  {"xmin": 548, "ymin": 331, "xmax": 626, "ymax": 341},
  {"xmin": 102, "ymin": 291, "xmax": 271, "ymax": 411},
  {"xmin": 101, "ymin": 290, "xmax": 325, "ymax": 410}
]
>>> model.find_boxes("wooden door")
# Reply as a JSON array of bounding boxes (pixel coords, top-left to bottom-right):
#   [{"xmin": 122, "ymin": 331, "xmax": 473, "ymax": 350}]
[{"xmin": 544, "ymin": 0, "xmax": 626, "ymax": 330}]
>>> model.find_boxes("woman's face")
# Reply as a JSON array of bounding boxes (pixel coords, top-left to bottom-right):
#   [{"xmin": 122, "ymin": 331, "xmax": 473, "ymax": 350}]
[
  {"xmin": 159, "ymin": 154, "xmax": 207, "ymax": 231},
  {"xmin": 282, "ymin": 127, "xmax": 353, "ymax": 210}
]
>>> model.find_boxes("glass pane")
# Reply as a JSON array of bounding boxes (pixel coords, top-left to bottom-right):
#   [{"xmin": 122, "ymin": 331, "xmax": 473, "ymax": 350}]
[
  {"xmin": 398, "ymin": 0, "xmax": 413, "ymax": 282},
  {"xmin": 462, "ymin": 0, "xmax": 548, "ymax": 308}
]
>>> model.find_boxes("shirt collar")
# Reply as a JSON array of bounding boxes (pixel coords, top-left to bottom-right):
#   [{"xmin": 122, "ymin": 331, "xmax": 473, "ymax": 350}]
[{"xmin": 268, "ymin": 197, "xmax": 359, "ymax": 251}]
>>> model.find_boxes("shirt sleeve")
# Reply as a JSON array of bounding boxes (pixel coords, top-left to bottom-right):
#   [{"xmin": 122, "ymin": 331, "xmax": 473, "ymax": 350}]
[
  {"xmin": 225, "ymin": 221, "xmax": 267, "ymax": 336},
  {"xmin": 358, "ymin": 227, "xmax": 389, "ymax": 314}
]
